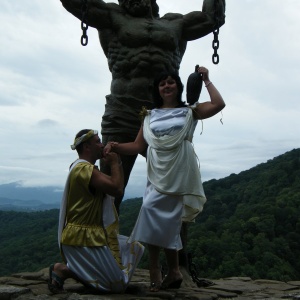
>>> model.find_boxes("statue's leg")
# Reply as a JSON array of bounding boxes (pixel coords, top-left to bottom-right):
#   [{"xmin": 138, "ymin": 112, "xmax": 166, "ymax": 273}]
[
  {"xmin": 100, "ymin": 134, "xmax": 138, "ymax": 215},
  {"xmin": 178, "ymin": 222, "xmax": 198, "ymax": 287},
  {"xmin": 179, "ymin": 222, "xmax": 188, "ymax": 269}
]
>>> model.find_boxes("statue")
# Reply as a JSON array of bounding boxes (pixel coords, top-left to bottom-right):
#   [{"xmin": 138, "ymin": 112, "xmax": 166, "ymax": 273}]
[{"xmin": 60, "ymin": 0, "xmax": 226, "ymax": 283}]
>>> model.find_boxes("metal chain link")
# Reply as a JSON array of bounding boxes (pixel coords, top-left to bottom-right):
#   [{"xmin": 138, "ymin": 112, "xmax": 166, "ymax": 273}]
[
  {"xmin": 212, "ymin": 28, "xmax": 220, "ymax": 64},
  {"xmin": 212, "ymin": 0, "xmax": 221, "ymax": 64},
  {"xmin": 188, "ymin": 253, "xmax": 215, "ymax": 288},
  {"xmin": 81, "ymin": 0, "xmax": 89, "ymax": 46}
]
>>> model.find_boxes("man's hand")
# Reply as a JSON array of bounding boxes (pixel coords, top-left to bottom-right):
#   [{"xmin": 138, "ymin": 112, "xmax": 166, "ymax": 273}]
[{"xmin": 102, "ymin": 151, "xmax": 121, "ymax": 167}]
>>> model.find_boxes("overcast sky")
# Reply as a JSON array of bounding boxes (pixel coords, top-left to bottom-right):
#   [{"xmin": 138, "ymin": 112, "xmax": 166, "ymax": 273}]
[{"xmin": 1, "ymin": 0, "xmax": 299, "ymax": 200}]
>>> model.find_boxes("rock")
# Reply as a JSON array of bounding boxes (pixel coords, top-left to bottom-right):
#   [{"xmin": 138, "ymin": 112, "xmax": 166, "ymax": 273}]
[{"xmin": 0, "ymin": 268, "xmax": 300, "ymax": 299}]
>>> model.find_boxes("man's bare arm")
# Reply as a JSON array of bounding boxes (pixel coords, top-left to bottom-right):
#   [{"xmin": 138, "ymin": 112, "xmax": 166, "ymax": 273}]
[
  {"xmin": 90, "ymin": 152, "xmax": 124, "ymax": 197},
  {"xmin": 60, "ymin": 0, "xmax": 116, "ymax": 29}
]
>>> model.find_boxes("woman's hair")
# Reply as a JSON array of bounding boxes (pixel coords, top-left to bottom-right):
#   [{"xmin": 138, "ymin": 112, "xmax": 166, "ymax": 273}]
[{"xmin": 152, "ymin": 72, "xmax": 186, "ymax": 108}]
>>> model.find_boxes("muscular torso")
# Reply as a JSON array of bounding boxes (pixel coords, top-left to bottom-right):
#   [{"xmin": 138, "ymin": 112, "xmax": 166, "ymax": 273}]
[{"xmin": 99, "ymin": 13, "xmax": 187, "ymax": 101}]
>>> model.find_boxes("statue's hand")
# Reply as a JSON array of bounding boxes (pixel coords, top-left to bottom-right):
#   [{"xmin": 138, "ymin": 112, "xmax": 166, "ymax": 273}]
[
  {"xmin": 216, "ymin": 0, "xmax": 226, "ymax": 23},
  {"xmin": 202, "ymin": 0, "xmax": 226, "ymax": 25}
]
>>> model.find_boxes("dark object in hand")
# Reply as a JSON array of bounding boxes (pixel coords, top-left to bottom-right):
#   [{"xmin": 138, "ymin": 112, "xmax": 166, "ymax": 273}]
[{"xmin": 186, "ymin": 65, "xmax": 203, "ymax": 105}]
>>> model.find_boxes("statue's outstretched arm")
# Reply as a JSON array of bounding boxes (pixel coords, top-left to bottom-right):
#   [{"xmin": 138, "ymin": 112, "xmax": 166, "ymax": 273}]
[
  {"xmin": 60, "ymin": 0, "xmax": 113, "ymax": 28},
  {"xmin": 202, "ymin": 0, "xmax": 225, "ymax": 26},
  {"xmin": 182, "ymin": 0, "xmax": 226, "ymax": 41}
]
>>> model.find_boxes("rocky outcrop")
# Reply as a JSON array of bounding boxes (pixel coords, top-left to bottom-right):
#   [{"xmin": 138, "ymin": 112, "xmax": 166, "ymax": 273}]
[{"xmin": 0, "ymin": 268, "xmax": 300, "ymax": 299}]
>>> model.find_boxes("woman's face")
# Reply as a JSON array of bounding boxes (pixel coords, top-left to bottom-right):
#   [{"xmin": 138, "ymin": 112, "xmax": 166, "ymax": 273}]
[{"xmin": 158, "ymin": 76, "xmax": 178, "ymax": 101}]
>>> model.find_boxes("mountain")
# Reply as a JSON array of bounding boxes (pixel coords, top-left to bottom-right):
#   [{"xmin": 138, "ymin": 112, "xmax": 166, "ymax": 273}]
[
  {"xmin": 0, "ymin": 182, "xmax": 62, "ymax": 206},
  {"xmin": 0, "ymin": 197, "xmax": 59, "ymax": 211},
  {"xmin": 0, "ymin": 148, "xmax": 299, "ymax": 280},
  {"xmin": 120, "ymin": 148, "xmax": 300, "ymax": 280},
  {"xmin": 187, "ymin": 148, "xmax": 300, "ymax": 281},
  {"xmin": 0, "ymin": 182, "xmax": 62, "ymax": 211}
]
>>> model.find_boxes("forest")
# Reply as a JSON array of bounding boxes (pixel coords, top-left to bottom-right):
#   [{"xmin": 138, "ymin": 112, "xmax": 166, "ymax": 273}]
[{"xmin": 0, "ymin": 148, "xmax": 299, "ymax": 281}]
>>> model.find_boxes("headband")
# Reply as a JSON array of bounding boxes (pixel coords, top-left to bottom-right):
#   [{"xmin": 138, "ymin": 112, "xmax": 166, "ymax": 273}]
[{"xmin": 70, "ymin": 130, "xmax": 98, "ymax": 150}]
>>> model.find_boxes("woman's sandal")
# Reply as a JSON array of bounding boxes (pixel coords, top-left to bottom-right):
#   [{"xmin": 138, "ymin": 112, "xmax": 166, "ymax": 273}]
[
  {"xmin": 149, "ymin": 281, "xmax": 162, "ymax": 292},
  {"xmin": 48, "ymin": 264, "xmax": 66, "ymax": 294},
  {"xmin": 161, "ymin": 278, "xmax": 183, "ymax": 289}
]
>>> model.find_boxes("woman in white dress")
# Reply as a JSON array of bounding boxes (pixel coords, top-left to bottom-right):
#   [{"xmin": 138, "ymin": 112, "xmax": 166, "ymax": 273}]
[{"xmin": 104, "ymin": 66, "xmax": 225, "ymax": 291}]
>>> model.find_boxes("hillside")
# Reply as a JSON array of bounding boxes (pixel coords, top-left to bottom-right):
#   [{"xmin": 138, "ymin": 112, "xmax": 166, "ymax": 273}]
[
  {"xmin": 0, "ymin": 197, "xmax": 59, "ymax": 211},
  {"xmin": 0, "ymin": 148, "xmax": 299, "ymax": 280},
  {"xmin": 117, "ymin": 148, "xmax": 300, "ymax": 281},
  {"xmin": 0, "ymin": 209, "xmax": 60, "ymax": 276},
  {"xmin": 188, "ymin": 148, "xmax": 300, "ymax": 281}
]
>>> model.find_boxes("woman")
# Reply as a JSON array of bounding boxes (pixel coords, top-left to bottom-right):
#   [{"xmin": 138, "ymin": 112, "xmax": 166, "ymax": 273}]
[{"xmin": 104, "ymin": 66, "xmax": 225, "ymax": 291}]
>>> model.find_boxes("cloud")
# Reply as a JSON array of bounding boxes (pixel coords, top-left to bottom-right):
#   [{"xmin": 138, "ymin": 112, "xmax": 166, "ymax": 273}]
[
  {"xmin": 36, "ymin": 119, "xmax": 60, "ymax": 128},
  {"xmin": 0, "ymin": 0, "xmax": 299, "ymax": 199}
]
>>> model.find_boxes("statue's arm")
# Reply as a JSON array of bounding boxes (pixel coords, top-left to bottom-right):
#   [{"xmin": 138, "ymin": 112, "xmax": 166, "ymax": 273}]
[
  {"xmin": 182, "ymin": 0, "xmax": 226, "ymax": 41},
  {"xmin": 60, "ymin": 0, "xmax": 116, "ymax": 28}
]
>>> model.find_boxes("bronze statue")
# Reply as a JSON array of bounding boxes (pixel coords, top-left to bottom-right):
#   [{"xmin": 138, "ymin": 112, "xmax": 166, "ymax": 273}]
[
  {"xmin": 60, "ymin": 0, "xmax": 225, "ymax": 284},
  {"xmin": 60, "ymin": 0, "xmax": 225, "ymax": 213}
]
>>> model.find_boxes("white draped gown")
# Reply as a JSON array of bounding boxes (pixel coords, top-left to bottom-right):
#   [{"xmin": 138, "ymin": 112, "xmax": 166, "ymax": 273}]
[{"xmin": 128, "ymin": 107, "xmax": 207, "ymax": 250}]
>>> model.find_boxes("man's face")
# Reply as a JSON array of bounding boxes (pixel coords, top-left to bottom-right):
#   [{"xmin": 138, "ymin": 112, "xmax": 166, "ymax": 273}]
[
  {"xmin": 89, "ymin": 135, "xmax": 104, "ymax": 159},
  {"xmin": 120, "ymin": 0, "xmax": 152, "ymax": 17}
]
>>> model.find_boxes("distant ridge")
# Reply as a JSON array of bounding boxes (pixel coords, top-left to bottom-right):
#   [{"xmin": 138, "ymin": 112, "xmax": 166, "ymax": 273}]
[
  {"xmin": 0, "ymin": 148, "xmax": 299, "ymax": 212},
  {"xmin": 0, "ymin": 148, "xmax": 299, "ymax": 280},
  {"xmin": 0, "ymin": 196, "xmax": 59, "ymax": 211},
  {"xmin": 0, "ymin": 181, "xmax": 62, "ymax": 206}
]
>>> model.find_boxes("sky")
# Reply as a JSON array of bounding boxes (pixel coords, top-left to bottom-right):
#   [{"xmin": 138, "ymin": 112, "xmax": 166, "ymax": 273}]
[{"xmin": 1, "ymin": 0, "xmax": 299, "ymax": 200}]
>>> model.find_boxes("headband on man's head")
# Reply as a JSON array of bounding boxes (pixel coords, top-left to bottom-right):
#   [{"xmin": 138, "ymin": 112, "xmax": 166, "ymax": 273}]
[{"xmin": 70, "ymin": 130, "xmax": 98, "ymax": 150}]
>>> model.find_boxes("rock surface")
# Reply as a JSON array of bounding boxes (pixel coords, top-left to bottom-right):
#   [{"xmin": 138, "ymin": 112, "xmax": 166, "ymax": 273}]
[{"xmin": 0, "ymin": 268, "xmax": 300, "ymax": 299}]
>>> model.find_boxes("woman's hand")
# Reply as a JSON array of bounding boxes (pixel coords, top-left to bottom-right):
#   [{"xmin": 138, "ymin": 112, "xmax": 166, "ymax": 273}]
[
  {"xmin": 197, "ymin": 66, "xmax": 210, "ymax": 82},
  {"xmin": 103, "ymin": 144, "xmax": 111, "ymax": 156},
  {"xmin": 192, "ymin": 66, "xmax": 225, "ymax": 120},
  {"xmin": 103, "ymin": 141, "xmax": 119, "ymax": 156}
]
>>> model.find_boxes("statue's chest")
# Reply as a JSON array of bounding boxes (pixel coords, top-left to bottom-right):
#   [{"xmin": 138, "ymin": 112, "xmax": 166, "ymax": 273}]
[{"xmin": 117, "ymin": 19, "xmax": 181, "ymax": 49}]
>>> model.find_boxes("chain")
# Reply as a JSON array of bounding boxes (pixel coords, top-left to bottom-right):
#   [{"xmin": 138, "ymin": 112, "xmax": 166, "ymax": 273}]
[
  {"xmin": 212, "ymin": 28, "xmax": 220, "ymax": 64},
  {"xmin": 188, "ymin": 253, "xmax": 215, "ymax": 287},
  {"xmin": 81, "ymin": 0, "xmax": 89, "ymax": 46},
  {"xmin": 212, "ymin": 0, "xmax": 221, "ymax": 64}
]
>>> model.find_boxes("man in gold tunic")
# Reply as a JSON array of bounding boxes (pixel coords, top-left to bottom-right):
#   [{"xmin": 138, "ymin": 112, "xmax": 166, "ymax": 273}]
[{"xmin": 48, "ymin": 129, "xmax": 144, "ymax": 294}]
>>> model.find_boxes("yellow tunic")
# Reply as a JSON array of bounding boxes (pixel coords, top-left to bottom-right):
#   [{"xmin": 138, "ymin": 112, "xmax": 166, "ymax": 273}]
[{"xmin": 61, "ymin": 161, "xmax": 121, "ymax": 266}]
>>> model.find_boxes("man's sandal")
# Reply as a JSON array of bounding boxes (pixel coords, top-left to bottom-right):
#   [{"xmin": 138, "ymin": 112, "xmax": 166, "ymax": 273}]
[
  {"xmin": 149, "ymin": 281, "xmax": 162, "ymax": 292},
  {"xmin": 48, "ymin": 264, "xmax": 66, "ymax": 294}
]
